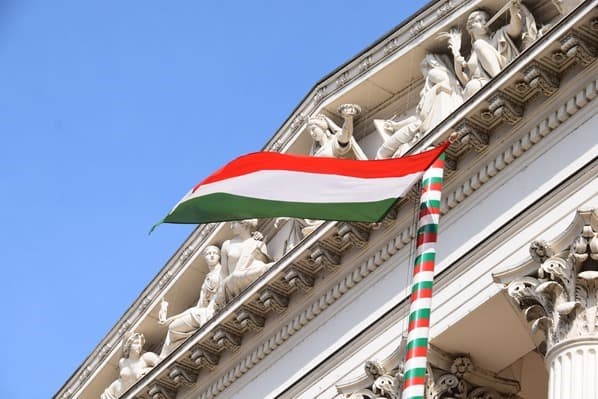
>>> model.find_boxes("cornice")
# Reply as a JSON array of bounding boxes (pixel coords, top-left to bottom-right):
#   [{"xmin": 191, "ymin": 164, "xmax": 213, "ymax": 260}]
[
  {"xmin": 56, "ymin": 1, "xmax": 598, "ymax": 398},
  {"xmin": 191, "ymin": 73, "xmax": 598, "ymax": 399},
  {"xmin": 263, "ymin": 0, "xmax": 473, "ymax": 152}
]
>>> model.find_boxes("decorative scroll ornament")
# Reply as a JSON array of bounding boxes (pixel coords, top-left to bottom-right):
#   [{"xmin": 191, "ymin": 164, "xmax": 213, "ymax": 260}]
[
  {"xmin": 335, "ymin": 343, "xmax": 521, "ymax": 399},
  {"xmin": 507, "ymin": 208, "xmax": 598, "ymax": 354}
]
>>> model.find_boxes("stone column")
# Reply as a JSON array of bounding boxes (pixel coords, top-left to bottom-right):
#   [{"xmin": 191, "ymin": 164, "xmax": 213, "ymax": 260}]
[
  {"xmin": 546, "ymin": 339, "xmax": 598, "ymax": 399},
  {"xmin": 507, "ymin": 208, "xmax": 598, "ymax": 399}
]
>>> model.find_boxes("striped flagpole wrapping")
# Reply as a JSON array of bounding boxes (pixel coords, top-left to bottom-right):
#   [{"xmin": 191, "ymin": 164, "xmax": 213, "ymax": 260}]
[{"xmin": 401, "ymin": 154, "xmax": 444, "ymax": 399}]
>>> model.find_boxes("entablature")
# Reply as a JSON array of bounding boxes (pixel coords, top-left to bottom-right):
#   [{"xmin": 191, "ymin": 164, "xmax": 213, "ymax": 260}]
[{"xmin": 56, "ymin": 1, "xmax": 597, "ymax": 398}]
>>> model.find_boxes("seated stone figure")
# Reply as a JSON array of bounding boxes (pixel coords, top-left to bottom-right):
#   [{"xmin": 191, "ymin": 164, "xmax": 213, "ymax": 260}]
[
  {"xmin": 376, "ymin": 53, "xmax": 463, "ymax": 159},
  {"xmin": 158, "ymin": 245, "xmax": 222, "ymax": 357},
  {"xmin": 275, "ymin": 104, "xmax": 368, "ymax": 252},
  {"xmin": 213, "ymin": 219, "xmax": 273, "ymax": 308},
  {"xmin": 101, "ymin": 332, "xmax": 158, "ymax": 399},
  {"xmin": 307, "ymin": 103, "xmax": 368, "ymax": 160},
  {"xmin": 450, "ymin": 1, "xmax": 538, "ymax": 99}
]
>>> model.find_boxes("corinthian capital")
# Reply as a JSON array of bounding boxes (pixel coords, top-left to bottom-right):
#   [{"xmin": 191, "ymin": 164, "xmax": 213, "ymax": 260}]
[{"xmin": 506, "ymin": 208, "xmax": 598, "ymax": 354}]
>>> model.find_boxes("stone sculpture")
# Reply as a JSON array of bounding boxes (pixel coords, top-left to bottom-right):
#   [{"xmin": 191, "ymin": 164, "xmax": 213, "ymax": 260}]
[
  {"xmin": 307, "ymin": 103, "xmax": 367, "ymax": 160},
  {"xmin": 446, "ymin": 0, "xmax": 538, "ymax": 99},
  {"xmin": 213, "ymin": 219, "xmax": 273, "ymax": 308},
  {"xmin": 158, "ymin": 245, "xmax": 222, "ymax": 357},
  {"xmin": 100, "ymin": 332, "xmax": 158, "ymax": 399},
  {"xmin": 375, "ymin": 54, "xmax": 463, "ymax": 159},
  {"xmin": 276, "ymin": 104, "xmax": 367, "ymax": 252}
]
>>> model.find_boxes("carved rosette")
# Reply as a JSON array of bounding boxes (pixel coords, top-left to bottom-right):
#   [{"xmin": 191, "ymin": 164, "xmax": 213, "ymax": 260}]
[
  {"xmin": 336, "ymin": 343, "xmax": 520, "ymax": 399},
  {"xmin": 426, "ymin": 355, "xmax": 519, "ymax": 399},
  {"xmin": 507, "ymin": 208, "xmax": 598, "ymax": 355}
]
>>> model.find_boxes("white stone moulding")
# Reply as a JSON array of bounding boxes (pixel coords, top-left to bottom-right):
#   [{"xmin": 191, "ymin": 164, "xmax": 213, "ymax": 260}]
[{"xmin": 55, "ymin": 1, "xmax": 598, "ymax": 398}]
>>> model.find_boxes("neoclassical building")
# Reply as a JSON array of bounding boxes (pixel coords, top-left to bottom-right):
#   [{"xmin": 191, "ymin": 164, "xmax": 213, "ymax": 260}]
[{"xmin": 56, "ymin": 1, "xmax": 598, "ymax": 398}]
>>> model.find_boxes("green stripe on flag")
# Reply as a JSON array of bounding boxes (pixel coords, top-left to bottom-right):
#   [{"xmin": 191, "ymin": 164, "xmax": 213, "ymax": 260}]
[
  {"xmin": 419, "ymin": 199, "xmax": 441, "ymax": 210},
  {"xmin": 403, "ymin": 367, "xmax": 427, "ymax": 380},
  {"xmin": 414, "ymin": 252, "xmax": 436, "ymax": 265},
  {"xmin": 412, "ymin": 281, "xmax": 433, "ymax": 292},
  {"xmin": 409, "ymin": 308, "xmax": 431, "ymax": 322},
  {"xmin": 417, "ymin": 224, "xmax": 438, "ymax": 234},
  {"xmin": 163, "ymin": 193, "xmax": 398, "ymax": 224},
  {"xmin": 421, "ymin": 176, "xmax": 443, "ymax": 186},
  {"xmin": 406, "ymin": 337, "xmax": 428, "ymax": 350}
]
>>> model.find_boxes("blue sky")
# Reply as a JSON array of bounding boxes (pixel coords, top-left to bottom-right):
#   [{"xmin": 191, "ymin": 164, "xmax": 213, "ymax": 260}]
[{"xmin": 0, "ymin": 1, "xmax": 429, "ymax": 397}]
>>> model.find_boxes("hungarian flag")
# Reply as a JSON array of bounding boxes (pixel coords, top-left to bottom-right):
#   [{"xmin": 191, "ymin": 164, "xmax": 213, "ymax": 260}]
[{"xmin": 154, "ymin": 142, "xmax": 449, "ymax": 229}]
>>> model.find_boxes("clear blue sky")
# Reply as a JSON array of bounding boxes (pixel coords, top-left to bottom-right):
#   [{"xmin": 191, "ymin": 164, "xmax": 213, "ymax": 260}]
[{"xmin": 0, "ymin": 1, "xmax": 429, "ymax": 397}]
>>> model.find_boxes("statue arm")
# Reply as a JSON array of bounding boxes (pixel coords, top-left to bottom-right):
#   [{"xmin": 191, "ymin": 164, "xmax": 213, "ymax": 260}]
[
  {"xmin": 220, "ymin": 241, "xmax": 231, "ymax": 278},
  {"xmin": 322, "ymin": 114, "xmax": 352, "ymax": 147},
  {"xmin": 141, "ymin": 352, "xmax": 159, "ymax": 367},
  {"xmin": 429, "ymin": 69, "xmax": 453, "ymax": 94},
  {"xmin": 453, "ymin": 55, "xmax": 469, "ymax": 86},
  {"xmin": 197, "ymin": 285, "xmax": 208, "ymax": 307},
  {"xmin": 505, "ymin": 0, "xmax": 523, "ymax": 39}
]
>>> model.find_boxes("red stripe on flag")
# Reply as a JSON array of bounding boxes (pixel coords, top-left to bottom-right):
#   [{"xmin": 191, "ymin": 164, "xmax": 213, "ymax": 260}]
[
  {"xmin": 403, "ymin": 376, "xmax": 427, "ymax": 389},
  {"xmin": 405, "ymin": 346, "xmax": 428, "ymax": 360},
  {"xmin": 413, "ymin": 261, "xmax": 435, "ymax": 275},
  {"xmin": 421, "ymin": 182, "xmax": 443, "ymax": 192},
  {"xmin": 419, "ymin": 207, "xmax": 441, "ymax": 218},
  {"xmin": 411, "ymin": 288, "xmax": 433, "ymax": 301},
  {"xmin": 417, "ymin": 232, "xmax": 437, "ymax": 246},
  {"xmin": 193, "ymin": 142, "xmax": 451, "ymax": 189},
  {"xmin": 408, "ymin": 317, "xmax": 430, "ymax": 330}
]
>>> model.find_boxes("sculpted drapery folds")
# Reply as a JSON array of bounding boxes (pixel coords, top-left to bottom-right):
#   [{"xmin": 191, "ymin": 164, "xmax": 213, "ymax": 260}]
[
  {"xmin": 278, "ymin": 105, "xmax": 368, "ymax": 249},
  {"xmin": 375, "ymin": 54, "xmax": 463, "ymax": 159},
  {"xmin": 449, "ymin": 1, "xmax": 538, "ymax": 99},
  {"xmin": 100, "ymin": 333, "xmax": 158, "ymax": 399},
  {"xmin": 213, "ymin": 219, "xmax": 273, "ymax": 308},
  {"xmin": 308, "ymin": 103, "xmax": 367, "ymax": 160},
  {"xmin": 158, "ymin": 245, "xmax": 222, "ymax": 358}
]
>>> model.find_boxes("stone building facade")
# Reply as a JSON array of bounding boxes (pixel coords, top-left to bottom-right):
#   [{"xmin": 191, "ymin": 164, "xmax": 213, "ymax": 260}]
[{"xmin": 56, "ymin": 1, "xmax": 598, "ymax": 398}]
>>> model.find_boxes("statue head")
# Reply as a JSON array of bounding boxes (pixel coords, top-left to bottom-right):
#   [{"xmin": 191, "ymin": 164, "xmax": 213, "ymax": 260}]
[
  {"xmin": 229, "ymin": 219, "xmax": 258, "ymax": 235},
  {"xmin": 420, "ymin": 53, "xmax": 444, "ymax": 76},
  {"xmin": 307, "ymin": 115, "xmax": 329, "ymax": 144},
  {"xmin": 466, "ymin": 9, "xmax": 490, "ymax": 37},
  {"xmin": 203, "ymin": 245, "xmax": 220, "ymax": 267},
  {"xmin": 122, "ymin": 332, "xmax": 145, "ymax": 359}
]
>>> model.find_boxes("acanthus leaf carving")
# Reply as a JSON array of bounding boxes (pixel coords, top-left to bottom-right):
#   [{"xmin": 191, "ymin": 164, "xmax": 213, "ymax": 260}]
[
  {"xmin": 167, "ymin": 363, "xmax": 198, "ymax": 386},
  {"xmin": 487, "ymin": 93, "xmax": 524, "ymax": 125},
  {"xmin": 506, "ymin": 209, "xmax": 598, "ymax": 353},
  {"xmin": 259, "ymin": 287, "xmax": 289, "ymax": 313},
  {"xmin": 212, "ymin": 328, "xmax": 242, "ymax": 352},
  {"xmin": 337, "ymin": 344, "xmax": 520, "ymax": 399},
  {"xmin": 560, "ymin": 32, "xmax": 597, "ymax": 67},
  {"xmin": 523, "ymin": 63, "xmax": 561, "ymax": 97},
  {"xmin": 309, "ymin": 243, "xmax": 341, "ymax": 272},
  {"xmin": 337, "ymin": 222, "xmax": 370, "ymax": 249},
  {"xmin": 235, "ymin": 307, "xmax": 265, "ymax": 332},
  {"xmin": 147, "ymin": 382, "xmax": 176, "ymax": 399},
  {"xmin": 453, "ymin": 121, "xmax": 490, "ymax": 154},
  {"xmin": 189, "ymin": 345, "xmax": 220, "ymax": 370},
  {"xmin": 284, "ymin": 267, "xmax": 315, "ymax": 292}
]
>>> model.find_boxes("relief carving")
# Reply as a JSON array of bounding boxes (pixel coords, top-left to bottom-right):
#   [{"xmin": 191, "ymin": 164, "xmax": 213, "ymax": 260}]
[
  {"xmin": 336, "ymin": 342, "xmax": 520, "ymax": 399},
  {"xmin": 443, "ymin": 2, "xmax": 538, "ymax": 100},
  {"xmin": 507, "ymin": 208, "xmax": 598, "ymax": 354}
]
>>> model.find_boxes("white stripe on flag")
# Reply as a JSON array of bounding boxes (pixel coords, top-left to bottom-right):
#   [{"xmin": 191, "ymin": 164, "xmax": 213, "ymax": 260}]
[{"xmin": 187, "ymin": 169, "xmax": 424, "ymax": 204}]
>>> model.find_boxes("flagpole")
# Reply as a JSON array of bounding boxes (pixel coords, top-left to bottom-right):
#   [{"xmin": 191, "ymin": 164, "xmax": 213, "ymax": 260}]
[{"xmin": 400, "ymin": 153, "xmax": 445, "ymax": 399}]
